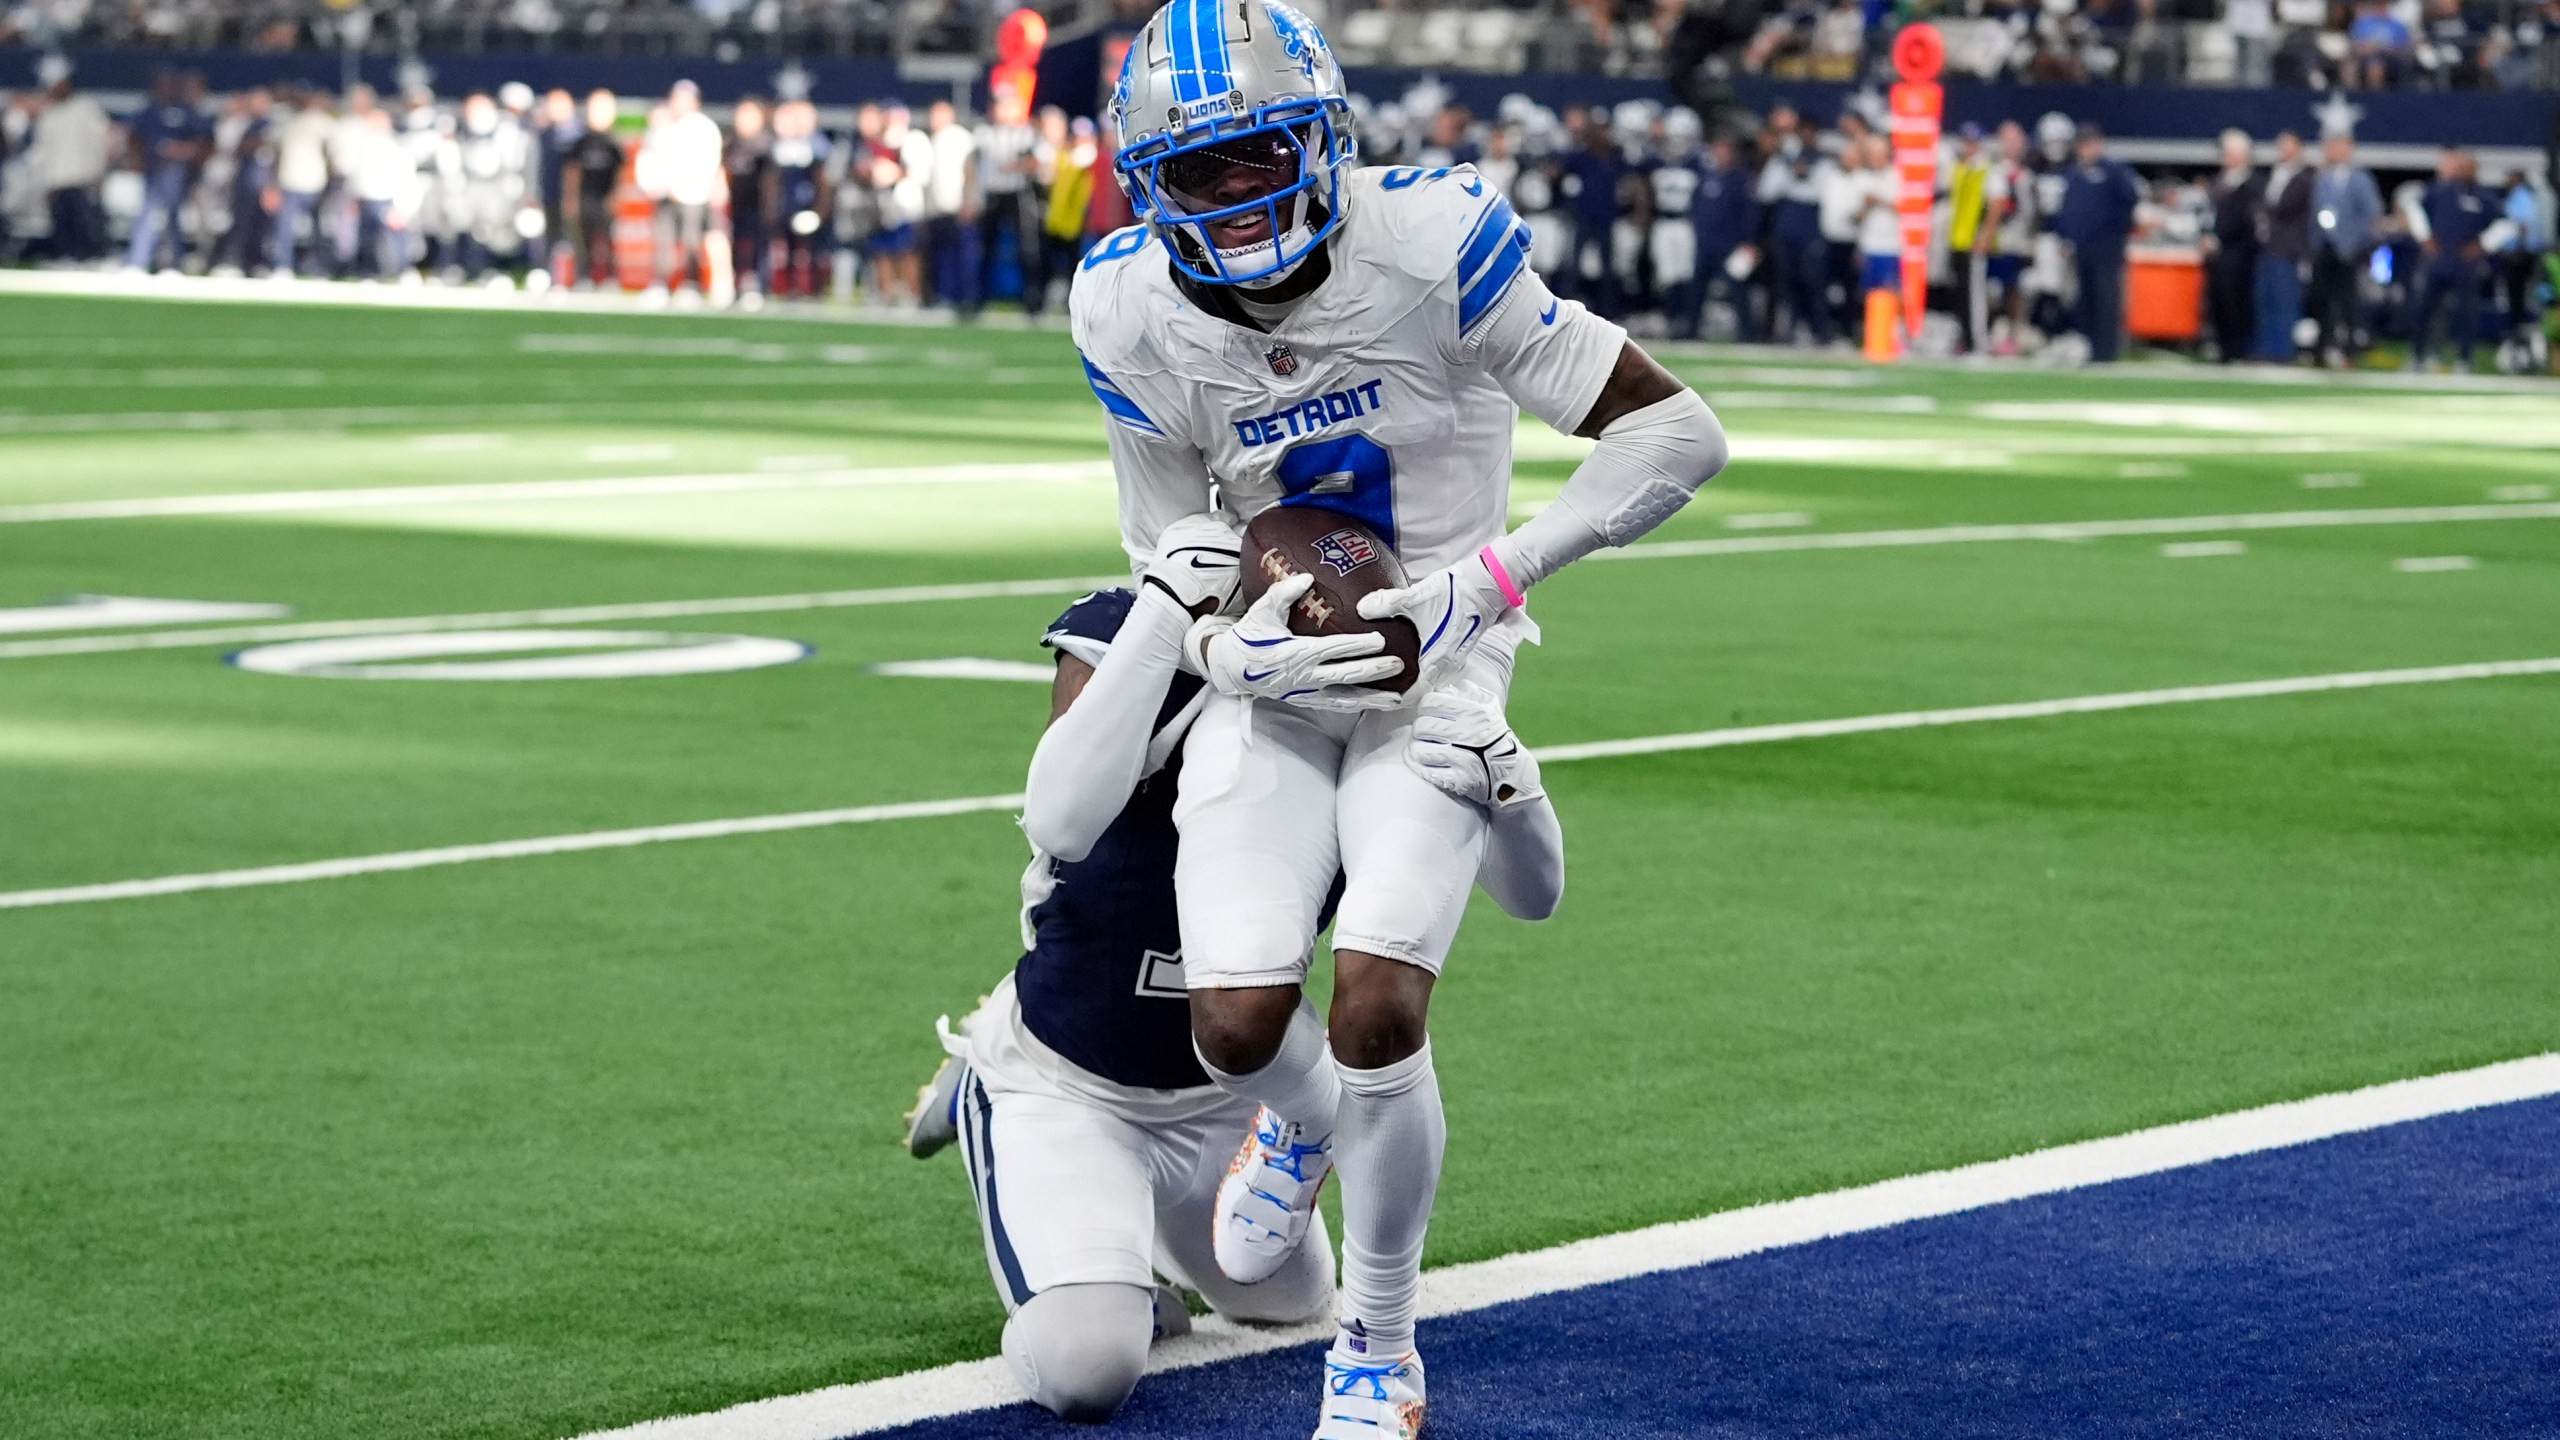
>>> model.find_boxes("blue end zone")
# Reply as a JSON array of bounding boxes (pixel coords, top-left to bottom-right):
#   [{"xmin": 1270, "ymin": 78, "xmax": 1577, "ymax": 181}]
[{"xmin": 879, "ymin": 1095, "xmax": 2560, "ymax": 1437}]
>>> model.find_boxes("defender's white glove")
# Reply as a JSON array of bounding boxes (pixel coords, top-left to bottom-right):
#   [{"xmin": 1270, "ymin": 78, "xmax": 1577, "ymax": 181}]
[
  {"xmin": 1190, "ymin": 572, "xmax": 1404, "ymax": 713},
  {"xmin": 1407, "ymin": 681, "xmax": 1544, "ymax": 810},
  {"xmin": 1141, "ymin": 512, "xmax": 1243, "ymax": 618},
  {"xmin": 1356, "ymin": 550, "xmax": 1515, "ymax": 699}
]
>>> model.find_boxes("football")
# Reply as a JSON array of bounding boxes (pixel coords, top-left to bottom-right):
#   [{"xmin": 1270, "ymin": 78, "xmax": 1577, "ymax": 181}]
[{"xmin": 1238, "ymin": 506, "xmax": 1421, "ymax": 695}]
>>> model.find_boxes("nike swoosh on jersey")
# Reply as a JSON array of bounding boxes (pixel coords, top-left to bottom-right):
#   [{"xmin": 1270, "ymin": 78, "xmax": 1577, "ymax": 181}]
[{"xmin": 1538, "ymin": 300, "xmax": 1559, "ymax": 325}]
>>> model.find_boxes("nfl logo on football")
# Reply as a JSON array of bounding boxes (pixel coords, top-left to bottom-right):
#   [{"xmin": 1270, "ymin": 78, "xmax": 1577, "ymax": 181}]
[
  {"xmin": 1265, "ymin": 343, "xmax": 1299, "ymax": 377},
  {"xmin": 1312, "ymin": 527, "xmax": 1378, "ymax": 575}
]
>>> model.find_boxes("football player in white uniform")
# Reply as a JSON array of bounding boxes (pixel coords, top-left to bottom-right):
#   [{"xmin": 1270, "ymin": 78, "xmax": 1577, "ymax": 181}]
[
  {"xmin": 1069, "ymin": 2, "xmax": 1728, "ymax": 1433},
  {"xmin": 904, "ymin": 515, "xmax": 1564, "ymax": 1423}
]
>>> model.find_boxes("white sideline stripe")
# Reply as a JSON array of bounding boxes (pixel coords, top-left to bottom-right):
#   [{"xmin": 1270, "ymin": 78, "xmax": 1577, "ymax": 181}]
[
  {"xmin": 0, "ymin": 576, "xmax": 1131, "ymax": 661},
  {"xmin": 1605, "ymin": 501, "xmax": 2560, "ymax": 560},
  {"xmin": 1526, "ymin": 657, "xmax": 2560, "ymax": 763},
  {"xmin": 9, "ymin": 502, "xmax": 2558, "ymax": 664},
  {"xmin": 569, "ymin": 1052, "xmax": 2560, "ymax": 1440},
  {"xmin": 0, "ymin": 794, "xmax": 1028, "ymax": 911},
  {"xmin": 0, "ymin": 461, "xmax": 1116, "ymax": 524},
  {"xmin": 5, "ymin": 656, "xmax": 2555, "ymax": 913}
]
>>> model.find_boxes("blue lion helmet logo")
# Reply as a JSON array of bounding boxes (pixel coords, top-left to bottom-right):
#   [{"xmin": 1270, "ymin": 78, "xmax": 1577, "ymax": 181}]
[{"xmin": 1265, "ymin": 1, "xmax": 1326, "ymax": 79}]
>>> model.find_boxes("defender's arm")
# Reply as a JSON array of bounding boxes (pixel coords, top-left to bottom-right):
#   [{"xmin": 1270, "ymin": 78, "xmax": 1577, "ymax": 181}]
[{"xmin": 1022, "ymin": 587, "xmax": 1190, "ymax": 862}]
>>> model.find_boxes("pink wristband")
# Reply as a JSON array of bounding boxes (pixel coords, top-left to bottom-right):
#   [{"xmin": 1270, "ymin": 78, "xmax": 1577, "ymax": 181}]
[{"xmin": 1479, "ymin": 545, "xmax": 1526, "ymax": 609}]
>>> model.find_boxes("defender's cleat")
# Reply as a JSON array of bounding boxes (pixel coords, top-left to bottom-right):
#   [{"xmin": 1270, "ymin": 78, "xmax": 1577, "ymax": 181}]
[
  {"xmin": 1314, "ymin": 1341, "xmax": 1425, "ymax": 1440},
  {"xmin": 902, "ymin": 1016, "xmax": 970, "ymax": 1159},
  {"xmin": 1214, "ymin": 1105, "xmax": 1333, "ymax": 1284}
]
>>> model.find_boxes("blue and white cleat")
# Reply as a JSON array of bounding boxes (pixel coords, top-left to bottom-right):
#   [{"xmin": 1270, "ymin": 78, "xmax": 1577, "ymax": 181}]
[
  {"xmin": 1315, "ymin": 1335, "xmax": 1426, "ymax": 1440},
  {"xmin": 902, "ymin": 1015, "xmax": 970, "ymax": 1160},
  {"xmin": 1214, "ymin": 1105, "xmax": 1333, "ymax": 1284}
]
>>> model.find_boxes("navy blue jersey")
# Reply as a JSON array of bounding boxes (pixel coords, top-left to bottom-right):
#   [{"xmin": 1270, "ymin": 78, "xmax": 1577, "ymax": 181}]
[{"xmin": 1013, "ymin": 589, "xmax": 1335, "ymax": 1091}]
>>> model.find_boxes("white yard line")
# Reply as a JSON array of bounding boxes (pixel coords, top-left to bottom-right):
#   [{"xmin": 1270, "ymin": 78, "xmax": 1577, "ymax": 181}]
[
  {"xmin": 568, "ymin": 1051, "xmax": 2560, "ymax": 1440},
  {"xmin": 1606, "ymin": 501, "xmax": 2560, "ymax": 560},
  {"xmin": 5, "ymin": 655, "xmax": 2554, "ymax": 913},
  {"xmin": 6, "ymin": 501, "xmax": 2554, "ymax": 664},
  {"xmin": 0, "ymin": 576, "xmax": 1132, "ymax": 661},
  {"xmin": 0, "ymin": 794, "xmax": 1029, "ymax": 912},
  {"xmin": 0, "ymin": 461, "xmax": 1115, "ymax": 524}
]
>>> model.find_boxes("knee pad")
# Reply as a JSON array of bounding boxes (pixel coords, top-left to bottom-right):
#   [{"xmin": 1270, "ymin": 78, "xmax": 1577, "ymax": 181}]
[{"xmin": 1001, "ymin": 1283, "xmax": 1153, "ymax": 1422}]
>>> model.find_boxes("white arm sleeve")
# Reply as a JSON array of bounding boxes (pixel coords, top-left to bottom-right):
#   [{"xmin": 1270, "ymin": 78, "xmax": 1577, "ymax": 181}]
[
  {"xmin": 1476, "ymin": 795, "xmax": 1565, "ymax": 921},
  {"xmin": 1107, "ymin": 425, "xmax": 1217, "ymax": 574},
  {"xmin": 1020, "ymin": 585, "xmax": 1192, "ymax": 863},
  {"xmin": 1473, "ymin": 267, "xmax": 1730, "ymax": 591}
]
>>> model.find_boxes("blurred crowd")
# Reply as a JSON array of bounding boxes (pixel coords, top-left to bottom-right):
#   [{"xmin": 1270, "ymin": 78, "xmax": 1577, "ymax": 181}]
[
  {"xmin": 4, "ymin": 0, "xmax": 2557, "ymax": 90},
  {"xmin": 3, "ymin": 60, "xmax": 2551, "ymax": 366},
  {"xmin": 1623, "ymin": 0, "xmax": 2560, "ymax": 91}
]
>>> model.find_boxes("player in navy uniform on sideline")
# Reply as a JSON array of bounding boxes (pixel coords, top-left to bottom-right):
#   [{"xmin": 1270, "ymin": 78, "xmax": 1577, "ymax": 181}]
[{"xmin": 903, "ymin": 514, "xmax": 1565, "ymax": 1424}]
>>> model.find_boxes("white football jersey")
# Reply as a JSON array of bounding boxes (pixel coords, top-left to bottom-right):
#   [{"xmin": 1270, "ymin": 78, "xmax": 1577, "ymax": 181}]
[{"xmin": 1070, "ymin": 164, "xmax": 1628, "ymax": 576}]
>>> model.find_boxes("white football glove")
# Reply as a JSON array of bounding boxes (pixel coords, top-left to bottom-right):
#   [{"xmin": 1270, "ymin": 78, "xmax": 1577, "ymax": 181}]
[
  {"xmin": 1141, "ymin": 512, "xmax": 1244, "ymax": 618},
  {"xmin": 1190, "ymin": 572, "xmax": 1405, "ymax": 713},
  {"xmin": 1355, "ymin": 551, "xmax": 1515, "ymax": 699},
  {"xmin": 1407, "ymin": 681, "xmax": 1544, "ymax": 810}
]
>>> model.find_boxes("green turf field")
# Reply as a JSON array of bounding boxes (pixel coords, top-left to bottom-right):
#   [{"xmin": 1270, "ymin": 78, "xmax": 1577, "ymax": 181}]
[{"xmin": 3, "ymin": 289, "xmax": 2555, "ymax": 1440}]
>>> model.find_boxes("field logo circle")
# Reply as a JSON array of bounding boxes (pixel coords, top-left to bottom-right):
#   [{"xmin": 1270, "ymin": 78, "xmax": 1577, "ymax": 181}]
[{"xmin": 228, "ymin": 628, "xmax": 812, "ymax": 680}]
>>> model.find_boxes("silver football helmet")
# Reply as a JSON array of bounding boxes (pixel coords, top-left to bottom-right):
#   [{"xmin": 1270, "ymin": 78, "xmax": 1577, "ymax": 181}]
[{"xmin": 1110, "ymin": 0, "xmax": 1357, "ymax": 286}]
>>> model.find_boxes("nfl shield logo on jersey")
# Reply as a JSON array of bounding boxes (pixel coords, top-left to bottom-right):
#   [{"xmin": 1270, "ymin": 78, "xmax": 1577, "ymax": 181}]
[
  {"xmin": 1265, "ymin": 343, "xmax": 1299, "ymax": 377},
  {"xmin": 1312, "ymin": 527, "xmax": 1379, "ymax": 576}
]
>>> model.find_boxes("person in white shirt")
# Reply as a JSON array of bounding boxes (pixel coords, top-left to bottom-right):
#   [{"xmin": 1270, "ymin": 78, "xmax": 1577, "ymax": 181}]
[
  {"xmin": 325, "ymin": 85, "xmax": 379, "ymax": 275},
  {"xmin": 923, "ymin": 98, "xmax": 977, "ymax": 308},
  {"xmin": 29, "ymin": 74, "xmax": 112, "ymax": 262},
  {"xmin": 1816, "ymin": 130, "xmax": 1869, "ymax": 338},
  {"xmin": 349, "ymin": 107, "xmax": 421, "ymax": 279},
  {"xmin": 870, "ymin": 101, "xmax": 933, "ymax": 307},
  {"xmin": 270, "ymin": 87, "xmax": 337, "ymax": 276},
  {"xmin": 644, "ymin": 79, "xmax": 726, "ymax": 296},
  {"xmin": 973, "ymin": 88, "xmax": 1043, "ymax": 316},
  {"xmin": 1851, "ymin": 134, "xmax": 1904, "ymax": 301}
]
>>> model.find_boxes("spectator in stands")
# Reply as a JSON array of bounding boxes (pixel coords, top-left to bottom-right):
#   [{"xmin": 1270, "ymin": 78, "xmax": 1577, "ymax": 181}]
[
  {"xmin": 2496, "ymin": 169, "xmax": 2546, "ymax": 339},
  {"xmin": 535, "ymin": 89, "xmax": 578, "ymax": 262},
  {"xmin": 1693, "ymin": 131, "xmax": 1762, "ymax": 341},
  {"xmin": 1045, "ymin": 114, "xmax": 1098, "ymax": 294},
  {"xmin": 126, "ymin": 70, "xmax": 214, "ymax": 272},
  {"xmin": 724, "ymin": 96, "xmax": 775, "ymax": 300},
  {"xmin": 2203, "ymin": 128, "xmax": 2263, "ymax": 363},
  {"xmin": 212, "ymin": 85, "xmax": 275, "ymax": 275},
  {"xmin": 2347, "ymin": 0, "xmax": 2413, "ymax": 87},
  {"xmin": 2254, "ymin": 129, "xmax": 2312, "ymax": 361},
  {"xmin": 1757, "ymin": 127, "xmax": 1830, "ymax": 343},
  {"xmin": 348, "ymin": 106, "xmax": 417, "ymax": 280},
  {"xmin": 643, "ymin": 79, "xmax": 722, "ymax": 301},
  {"xmin": 2408, "ymin": 147, "xmax": 2499, "ymax": 370},
  {"xmin": 2228, "ymin": 0, "xmax": 2276, "ymax": 85},
  {"xmin": 449, "ymin": 89, "xmax": 535, "ymax": 283},
  {"xmin": 1560, "ymin": 112, "xmax": 1625, "ymax": 317},
  {"xmin": 1849, "ymin": 133, "xmax": 1901, "ymax": 315},
  {"xmin": 563, "ymin": 90, "xmax": 623, "ymax": 289},
  {"xmin": 769, "ymin": 99, "xmax": 830, "ymax": 298},
  {"xmin": 1946, "ymin": 123, "xmax": 1997, "ymax": 354},
  {"xmin": 25, "ymin": 68, "xmax": 108, "ymax": 264},
  {"xmin": 1082, "ymin": 111, "xmax": 1134, "ymax": 248},
  {"xmin": 269, "ymin": 85, "xmax": 333, "ymax": 276},
  {"xmin": 923, "ymin": 98, "xmax": 976, "ymax": 310},
  {"xmin": 2306, "ymin": 130, "xmax": 2382, "ymax": 364},
  {"xmin": 871, "ymin": 101, "xmax": 931, "ymax": 306},
  {"xmin": 831, "ymin": 102, "xmax": 885, "ymax": 300},
  {"xmin": 1983, "ymin": 119, "xmax": 2036, "ymax": 356},
  {"xmin": 1815, "ymin": 122, "xmax": 1866, "ymax": 338},
  {"xmin": 975, "ymin": 87, "xmax": 1041, "ymax": 316},
  {"xmin": 325, "ymin": 85, "xmax": 380, "ymax": 276},
  {"xmin": 2050, "ymin": 121, "xmax": 2139, "ymax": 363}
]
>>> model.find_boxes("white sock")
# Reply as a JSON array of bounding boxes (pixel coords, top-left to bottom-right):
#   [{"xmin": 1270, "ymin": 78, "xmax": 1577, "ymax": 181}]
[
  {"xmin": 1331, "ymin": 1040, "xmax": 1443, "ymax": 1359},
  {"xmin": 1197, "ymin": 1000, "xmax": 1341, "ymax": 1142}
]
